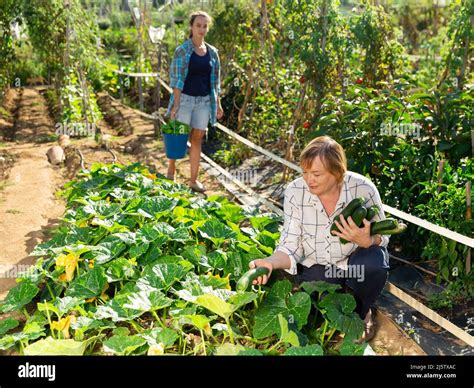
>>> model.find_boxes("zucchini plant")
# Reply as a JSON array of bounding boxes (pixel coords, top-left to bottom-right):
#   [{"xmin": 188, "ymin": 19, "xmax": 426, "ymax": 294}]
[{"xmin": 0, "ymin": 163, "xmax": 367, "ymax": 356}]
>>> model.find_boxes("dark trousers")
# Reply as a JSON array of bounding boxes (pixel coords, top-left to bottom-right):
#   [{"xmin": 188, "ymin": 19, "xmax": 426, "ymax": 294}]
[{"xmin": 296, "ymin": 246, "xmax": 390, "ymax": 320}]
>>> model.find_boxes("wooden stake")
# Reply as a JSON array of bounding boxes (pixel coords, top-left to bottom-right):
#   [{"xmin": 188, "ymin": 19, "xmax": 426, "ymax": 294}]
[
  {"xmin": 437, "ymin": 159, "xmax": 445, "ymax": 193},
  {"xmin": 467, "ymin": 181, "xmax": 472, "ymax": 275}
]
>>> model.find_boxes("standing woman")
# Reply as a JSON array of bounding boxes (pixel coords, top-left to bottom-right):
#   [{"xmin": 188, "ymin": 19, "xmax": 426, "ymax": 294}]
[{"xmin": 166, "ymin": 10, "xmax": 224, "ymax": 192}]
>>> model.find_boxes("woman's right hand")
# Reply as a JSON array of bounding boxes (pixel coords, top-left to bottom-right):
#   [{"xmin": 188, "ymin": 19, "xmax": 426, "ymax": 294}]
[
  {"xmin": 249, "ymin": 259, "xmax": 273, "ymax": 286},
  {"xmin": 170, "ymin": 106, "xmax": 179, "ymax": 120}
]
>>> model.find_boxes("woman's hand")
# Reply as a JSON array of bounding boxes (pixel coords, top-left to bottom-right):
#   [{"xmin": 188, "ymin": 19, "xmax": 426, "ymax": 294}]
[
  {"xmin": 331, "ymin": 215, "xmax": 372, "ymax": 248},
  {"xmin": 170, "ymin": 105, "xmax": 179, "ymax": 120},
  {"xmin": 249, "ymin": 259, "xmax": 273, "ymax": 285},
  {"xmin": 217, "ymin": 105, "xmax": 224, "ymax": 120}
]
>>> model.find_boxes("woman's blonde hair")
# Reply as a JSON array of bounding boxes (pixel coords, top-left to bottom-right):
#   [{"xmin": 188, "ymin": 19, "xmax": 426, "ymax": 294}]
[
  {"xmin": 300, "ymin": 136, "xmax": 347, "ymax": 184},
  {"xmin": 189, "ymin": 11, "xmax": 212, "ymax": 38}
]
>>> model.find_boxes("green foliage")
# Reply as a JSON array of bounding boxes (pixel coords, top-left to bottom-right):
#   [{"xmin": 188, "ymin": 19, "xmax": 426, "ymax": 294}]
[
  {"xmin": 0, "ymin": 163, "xmax": 366, "ymax": 355},
  {"xmin": 428, "ymin": 276, "xmax": 474, "ymax": 310},
  {"xmin": 415, "ymin": 158, "xmax": 473, "ymax": 282}
]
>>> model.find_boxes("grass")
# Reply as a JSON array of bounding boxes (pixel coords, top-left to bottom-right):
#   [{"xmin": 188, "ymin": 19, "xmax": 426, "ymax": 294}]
[
  {"xmin": 35, "ymin": 133, "xmax": 59, "ymax": 144},
  {"xmin": 0, "ymin": 107, "xmax": 11, "ymax": 120},
  {"xmin": 6, "ymin": 209, "xmax": 21, "ymax": 214}
]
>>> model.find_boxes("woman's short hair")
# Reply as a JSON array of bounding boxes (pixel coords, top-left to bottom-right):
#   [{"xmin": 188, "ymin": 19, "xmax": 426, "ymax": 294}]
[
  {"xmin": 189, "ymin": 11, "xmax": 212, "ymax": 38},
  {"xmin": 300, "ymin": 136, "xmax": 347, "ymax": 184}
]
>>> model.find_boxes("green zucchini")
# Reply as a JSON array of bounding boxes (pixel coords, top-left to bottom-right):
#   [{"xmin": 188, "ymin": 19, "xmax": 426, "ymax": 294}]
[
  {"xmin": 370, "ymin": 218, "xmax": 407, "ymax": 235},
  {"xmin": 365, "ymin": 205, "xmax": 380, "ymax": 221},
  {"xmin": 340, "ymin": 205, "xmax": 367, "ymax": 244},
  {"xmin": 331, "ymin": 197, "xmax": 366, "ymax": 233},
  {"xmin": 236, "ymin": 267, "xmax": 270, "ymax": 292}
]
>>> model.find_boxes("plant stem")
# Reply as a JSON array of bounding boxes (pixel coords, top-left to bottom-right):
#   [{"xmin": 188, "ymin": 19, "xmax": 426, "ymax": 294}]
[
  {"xmin": 325, "ymin": 328, "xmax": 337, "ymax": 346},
  {"xmin": 22, "ymin": 307, "xmax": 30, "ymax": 321},
  {"xmin": 151, "ymin": 311, "xmax": 166, "ymax": 329},
  {"xmin": 320, "ymin": 319, "xmax": 328, "ymax": 345},
  {"xmin": 43, "ymin": 303, "xmax": 55, "ymax": 339},
  {"xmin": 235, "ymin": 312, "xmax": 251, "ymax": 335},
  {"xmin": 236, "ymin": 335, "xmax": 272, "ymax": 345},
  {"xmin": 199, "ymin": 329, "xmax": 207, "ymax": 356},
  {"xmin": 224, "ymin": 317, "xmax": 235, "ymax": 344},
  {"xmin": 46, "ymin": 281, "xmax": 55, "ymax": 301},
  {"xmin": 266, "ymin": 339, "xmax": 282, "ymax": 353},
  {"xmin": 129, "ymin": 319, "xmax": 143, "ymax": 334}
]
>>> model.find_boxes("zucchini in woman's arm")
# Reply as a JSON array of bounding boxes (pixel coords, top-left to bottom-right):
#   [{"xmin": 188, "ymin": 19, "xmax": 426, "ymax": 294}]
[
  {"xmin": 331, "ymin": 197, "xmax": 366, "ymax": 233},
  {"xmin": 340, "ymin": 205, "xmax": 367, "ymax": 244},
  {"xmin": 370, "ymin": 218, "xmax": 407, "ymax": 235},
  {"xmin": 365, "ymin": 205, "xmax": 380, "ymax": 221},
  {"xmin": 236, "ymin": 267, "xmax": 270, "ymax": 292}
]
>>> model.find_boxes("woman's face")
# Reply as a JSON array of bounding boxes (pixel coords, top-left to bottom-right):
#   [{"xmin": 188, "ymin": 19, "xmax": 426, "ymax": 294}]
[
  {"xmin": 302, "ymin": 156, "xmax": 340, "ymax": 197},
  {"xmin": 191, "ymin": 16, "xmax": 209, "ymax": 39}
]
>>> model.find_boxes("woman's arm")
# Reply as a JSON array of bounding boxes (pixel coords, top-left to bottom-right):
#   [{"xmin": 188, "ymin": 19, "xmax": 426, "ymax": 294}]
[
  {"xmin": 169, "ymin": 46, "xmax": 186, "ymax": 120},
  {"xmin": 170, "ymin": 88, "xmax": 182, "ymax": 119},
  {"xmin": 248, "ymin": 184, "xmax": 303, "ymax": 285}
]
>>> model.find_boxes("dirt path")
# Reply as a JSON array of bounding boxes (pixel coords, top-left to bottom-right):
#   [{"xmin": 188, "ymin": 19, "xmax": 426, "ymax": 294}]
[
  {"xmin": 0, "ymin": 88, "xmax": 65, "ymax": 301},
  {"xmin": 370, "ymin": 308, "xmax": 425, "ymax": 355}
]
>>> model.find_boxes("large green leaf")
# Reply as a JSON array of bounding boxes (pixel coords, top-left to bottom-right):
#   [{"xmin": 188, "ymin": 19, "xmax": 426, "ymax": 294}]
[
  {"xmin": 0, "ymin": 318, "xmax": 19, "ymax": 336},
  {"xmin": 54, "ymin": 296, "xmax": 84, "ymax": 316},
  {"xmin": 287, "ymin": 292, "xmax": 311, "ymax": 329},
  {"xmin": 0, "ymin": 280, "xmax": 39, "ymax": 313},
  {"xmin": 215, "ymin": 203, "xmax": 246, "ymax": 223},
  {"xmin": 277, "ymin": 314, "xmax": 300, "ymax": 347},
  {"xmin": 253, "ymin": 294, "xmax": 288, "ymax": 340},
  {"xmin": 24, "ymin": 337, "xmax": 90, "ymax": 355},
  {"xmin": 139, "ymin": 328, "xmax": 179, "ymax": 348},
  {"xmin": 199, "ymin": 219, "xmax": 237, "ymax": 246},
  {"xmin": 136, "ymin": 223, "xmax": 171, "ymax": 244},
  {"xmin": 66, "ymin": 266, "xmax": 107, "ymax": 299},
  {"xmin": 136, "ymin": 197, "xmax": 177, "ymax": 218},
  {"xmin": 284, "ymin": 344, "xmax": 324, "ymax": 356},
  {"xmin": 300, "ymin": 280, "xmax": 342, "ymax": 296},
  {"xmin": 103, "ymin": 335, "xmax": 147, "ymax": 355},
  {"xmin": 87, "ymin": 239, "xmax": 127, "ymax": 264},
  {"xmin": 339, "ymin": 339, "xmax": 368, "ymax": 355},
  {"xmin": 105, "ymin": 258, "xmax": 137, "ymax": 282},
  {"xmin": 318, "ymin": 293, "xmax": 364, "ymax": 340},
  {"xmin": 82, "ymin": 200, "xmax": 121, "ymax": 218},
  {"xmin": 194, "ymin": 294, "xmax": 234, "ymax": 319},
  {"xmin": 94, "ymin": 293, "xmax": 143, "ymax": 322},
  {"xmin": 253, "ymin": 281, "xmax": 310, "ymax": 339},
  {"xmin": 70, "ymin": 316, "xmax": 115, "ymax": 333},
  {"xmin": 207, "ymin": 250, "xmax": 227, "ymax": 270},
  {"xmin": 228, "ymin": 292, "xmax": 258, "ymax": 309},
  {"xmin": 136, "ymin": 263, "xmax": 187, "ymax": 291},
  {"xmin": 123, "ymin": 290, "xmax": 172, "ymax": 312}
]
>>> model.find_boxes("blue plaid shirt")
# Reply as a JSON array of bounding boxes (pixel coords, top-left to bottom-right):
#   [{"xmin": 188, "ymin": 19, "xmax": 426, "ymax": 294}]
[{"xmin": 166, "ymin": 39, "xmax": 221, "ymax": 126}]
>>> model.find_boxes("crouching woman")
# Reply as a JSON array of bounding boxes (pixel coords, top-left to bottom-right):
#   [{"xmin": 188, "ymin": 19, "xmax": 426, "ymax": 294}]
[{"xmin": 250, "ymin": 135, "xmax": 390, "ymax": 342}]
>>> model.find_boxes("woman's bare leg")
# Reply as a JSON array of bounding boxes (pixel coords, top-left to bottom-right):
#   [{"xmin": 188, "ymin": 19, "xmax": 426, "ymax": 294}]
[
  {"xmin": 189, "ymin": 128, "xmax": 206, "ymax": 185},
  {"xmin": 167, "ymin": 159, "xmax": 176, "ymax": 179}
]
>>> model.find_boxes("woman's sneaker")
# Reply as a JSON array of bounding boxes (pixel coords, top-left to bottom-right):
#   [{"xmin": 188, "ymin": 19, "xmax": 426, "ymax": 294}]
[{"xmin": 189, "ymin": 180, "xmax": 206, "ymax": 193}]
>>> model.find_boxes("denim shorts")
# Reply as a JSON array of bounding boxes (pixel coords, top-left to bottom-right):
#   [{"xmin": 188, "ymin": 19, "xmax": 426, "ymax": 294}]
[{"xmin": 176, "ymin": 93, "xmax": 211, "ymax": 131}]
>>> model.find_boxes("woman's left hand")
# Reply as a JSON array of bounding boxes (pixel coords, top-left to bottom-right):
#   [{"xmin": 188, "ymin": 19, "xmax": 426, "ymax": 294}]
[
  {"xmin": 217, "ymin": 106, "xmax": 224, "ymax": 120},
  {"xmin": 331, "ymin": 215, "xmax": 372, "ymax": 248}
]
